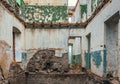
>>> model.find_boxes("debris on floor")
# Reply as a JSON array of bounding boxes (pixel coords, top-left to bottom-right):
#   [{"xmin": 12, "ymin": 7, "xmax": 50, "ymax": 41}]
[
  {"xmin": 110, "ymin": 79, "xmax": 120, "ymax": 84},
  {"xmin": 8, "ymin": 62, "xmax": 23, "ymax": 84},
  {"xmin": 9, "ymin": 62, "xmax": 23, "ymax": 76},
  {"xmin": 27, "ymin": 49, "xmax": 69, "ymax": 74},
  {"xmin": 0, "ymin": 66, "xmax": 6, "ymax": 84}
]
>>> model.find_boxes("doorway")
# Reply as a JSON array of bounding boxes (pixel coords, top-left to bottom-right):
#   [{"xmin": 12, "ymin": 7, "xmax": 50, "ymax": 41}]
[
  {"xmin": 68, "ymin": 43, "xmax": 73, "ymax": 64},
  {"xmin": 104, "ymin": 12, "xmax": 119, "ymax": 77},
  {"xmin": 86, "ymin": 33, "xmax": 91, "ymax": 69},
  {"xmin": 105, "ymin": 20, "xmax": 119, "ymax": 77},
  {"xmin": 68, "ymin": 36, "xmax": 82, "ymax": 65},
  {"xmin": 13, "ymin": 27, "xmax": 21, "ymax": 62}
]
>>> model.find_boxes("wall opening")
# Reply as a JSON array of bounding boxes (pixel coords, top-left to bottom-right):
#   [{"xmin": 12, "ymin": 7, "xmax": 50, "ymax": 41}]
[
  {"xmin": 68, "ymin": 36, "xmax": 82, "ymax": 66},
  {"xmin": 105, "ymin": 11, "xmax": 119, "ymax": 77},
  {"xmin": 73, "ymin": 37, "xmax": 81, "ymax": 64},
  {"xmin": 86, "ymin": 33, "xmax": 91, "ymax": 69},
  {"xmin": 13, "ymin": 27, "xmax": 22, "ymax": 62},
  {"xmin": 68, "ymin": 43, "xmax": 73, "ymax": 65}
]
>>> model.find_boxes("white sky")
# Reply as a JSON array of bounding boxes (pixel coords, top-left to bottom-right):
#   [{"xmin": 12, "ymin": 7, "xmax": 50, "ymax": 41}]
[
  {"xmin": 24, "ymin": 0, "xmax": 86, "ymax": 6},
  {"xmin": 68, "ymin": 0, "xmax": 87, "ymax": 6},
  {"xmin": 68, "ymin": 0, "xmax": 78, "ymax": 6}
]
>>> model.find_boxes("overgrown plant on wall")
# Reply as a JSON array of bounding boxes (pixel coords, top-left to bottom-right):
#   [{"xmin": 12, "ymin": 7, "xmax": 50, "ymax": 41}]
[
  {"xmin": 23, "ymin": 5, "xmax": 68, "ymax": 22},
  {"xmin": 80, "ymin": 4, "xmax": 87, "ymax": 19},
  {"xmin": 7, "ymin": 0, "xmax": 68, "ymax": 22},
  {"xmin": 91, "ymin": 0, "xmax": 102, "ymax": 12},
  {"xmin": 7, "ymin": 0, "xmax": 16, "ymax": 8},
  {"xmin": 7, "ymin": 0, "xmax": 26, "ymax": 15}
]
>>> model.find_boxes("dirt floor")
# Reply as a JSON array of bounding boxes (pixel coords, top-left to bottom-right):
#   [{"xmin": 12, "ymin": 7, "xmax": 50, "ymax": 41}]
[{"xmin": 7, "ymin": 49, "xmax": 120, "ymax": 84}]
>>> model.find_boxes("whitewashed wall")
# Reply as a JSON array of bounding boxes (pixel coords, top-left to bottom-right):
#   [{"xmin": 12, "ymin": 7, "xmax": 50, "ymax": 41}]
[
  {"xmin": 0, "ymin": 3, "xmax": 25, "ymax": 78},
  {"xmin": 83, "ymin": 0, "xmax": 120, "ymax": 77}
]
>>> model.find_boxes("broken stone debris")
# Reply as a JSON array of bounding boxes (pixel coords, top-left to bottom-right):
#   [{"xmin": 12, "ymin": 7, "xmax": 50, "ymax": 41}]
[
  {"xmin": 9, "ymin": 62, "xmax": 23, "ymax": 77},
  {"xmin": 27, "ymin": 49, "xmax": 69, "ymax": 74},
  {"xmin": 8, "ymin": 62, "xmax": 23, "ymax": 84},
  {"xmin": 0, "ymin": 66, "xmax": 6, "ymax": 84},
  {"xmin": 110, "ymin": 79, "xmax": 119, "ymax": 84}
]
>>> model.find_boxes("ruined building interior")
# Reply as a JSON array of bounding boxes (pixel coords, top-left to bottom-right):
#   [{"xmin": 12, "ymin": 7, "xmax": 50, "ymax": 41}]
[{"xmin": 0, "ymin": 0, "xmax": 120, "ymax": 84}]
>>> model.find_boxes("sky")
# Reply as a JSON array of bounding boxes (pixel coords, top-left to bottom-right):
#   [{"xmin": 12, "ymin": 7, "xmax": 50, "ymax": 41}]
[
  {"xmin": 68, "ymin": 0, "xmax": 87, "ymax": 6},
  {"xmin": 23, "ymin": 0, "xmax": 87, "ymax": 6},
  {"xmin": 68, "ymin": 0, "xmax": 78, "ymax": 6}
]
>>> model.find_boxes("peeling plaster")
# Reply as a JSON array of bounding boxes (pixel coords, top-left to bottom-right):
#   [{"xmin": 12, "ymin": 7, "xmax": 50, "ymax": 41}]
[{"xmin": 91, "ymin": 50, "xmax": 102, "ymax": 68}]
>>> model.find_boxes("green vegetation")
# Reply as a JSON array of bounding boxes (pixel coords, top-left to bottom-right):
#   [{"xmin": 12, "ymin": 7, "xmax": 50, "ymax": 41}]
[
  {"xmin": 71, "ymin": 54, "xmax": 81, "ymax": 68},
  {"xmin": 91, "ymin": 0, "xmax": 102, "ymax": 12},
  {"xmin": 80, "ymin": 4, "xmax": 87, "ymax": 18},
  {"xmin": 24, "ymin": 5, "xmax": 68, "ymax": 22},
  {"xmin": 7, "ymin": 0, "xmax": 68, "ymax": 22}
]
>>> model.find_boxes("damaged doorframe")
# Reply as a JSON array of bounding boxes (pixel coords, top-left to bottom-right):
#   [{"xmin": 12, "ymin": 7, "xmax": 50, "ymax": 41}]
[
  {"xmin": 12, "ymin": 27, "xmax": 21, "ymax": 62},
  {"xmin": 86, "ymin": 33, "xmax": 91, "ymax": 69},
  {"xmin": 13, "ymin": 31, "xmax": 15, "ymax": 61},
  {"xmin": 68, "ymin": 36, "xmax": 82, "ymax": 65},
  {"xmin": 104, "ymin": 11, "xmax": 120, "ymax": 77},
  {"xmin": 68, "ymin": 43, "xmax": 73, "ymax": 65}
]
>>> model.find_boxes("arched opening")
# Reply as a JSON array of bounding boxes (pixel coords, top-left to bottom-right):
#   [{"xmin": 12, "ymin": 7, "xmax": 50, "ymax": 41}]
[{"xmin": 13, "ymin": 27, "xmax": 22, "ymax": 62}]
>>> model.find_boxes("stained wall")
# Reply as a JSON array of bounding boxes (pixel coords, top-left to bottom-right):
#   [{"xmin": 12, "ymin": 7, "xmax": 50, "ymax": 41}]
[{"xmin": 0, "ymin": 3, "xmax": 25, "ymax": 78}]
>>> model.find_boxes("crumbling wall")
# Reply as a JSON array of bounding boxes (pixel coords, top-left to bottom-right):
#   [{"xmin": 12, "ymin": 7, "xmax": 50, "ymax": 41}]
[
  {"xmin": 83, "ymin": 0, "xmax": 120, "ymax": 77},
  {"xmin": 69, "ymin": 0, "xmax": 81, "ymax": 23},
  {"xmin": 68, "ymin": 37, "xmax": 82, "ymax": 65},
  {"xmin": 0, "ymin": 40, "xmax": 12, "ymax": 78},
  {"xmin": 118, "ymin": 19, "xmax": 120, "ymax": 80},
  {"xmin": 27, "ymin": 49, "xmax": 68, "ymax": 74},
  {"xmin": 24, "ymin": 5, "xmax": 68, "ymax": 22},
  {"xmin": 24, "ymin": 0, "xmax": 67, "ymax": 5},
  {"xmin": 0, "ymin": 3, "xmax": 25, "ymax": 78},
  {"xmin": 8, "ymin": 62, "xmax": 24, "ymax": 84},
  {"xmin": 0, "ymin": 66, "xmax": 6, "ymax": 84},
  {"xmin": 25, "ymin": 28, "xmax": 85, "ymax": 67},
  {"xmin": 105, "ymin": 22, "xmax": 119, "ymax": 77},
  {"xmin": 25, "ymin": 28, "xmax": 84, "ymax": 52},
  {"xmin": 0, "ymin": 3, "xmax": 25, "ymax": 45}
]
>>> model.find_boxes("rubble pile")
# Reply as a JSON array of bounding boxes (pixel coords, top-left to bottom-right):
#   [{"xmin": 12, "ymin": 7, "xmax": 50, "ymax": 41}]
[
  {"xmin": 0, "ymin": 66, "xmax": 5, "ymax": 84},
  {"xmin": 27, "ymin": 50, "xmax": 69, "ymax": 74},
  {"xmin": 9, "ymin": 62, "xmax": 23, "ymax": 76},
  {"xmin": 8, "ymin": 62, "xmax": 23, "ymax": 83}
]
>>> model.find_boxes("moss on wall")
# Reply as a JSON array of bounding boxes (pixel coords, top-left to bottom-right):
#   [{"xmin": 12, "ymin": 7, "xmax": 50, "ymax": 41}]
[
  {"xmin": 7, "ymin": 0, "xmax": 26, "ymax": 16},
  {"xmin": 80, "ymin": 4, "xmax": 87, "ymax": 18},
  {"xmin": 7, "ymin": 0, "xmax": 16, "ymax": 8},
  {"xmin": 91, "ymin": 0, "xmax": 102, "ymax": 12},
  {"xmin": 24, "ymin": 5, "xmax": 68, "ymax": 22},
  {"xmin": 7, "ymin": 0, "xmax": 25, "ymax": 7},
  {"xmin": 71, "ymin": 54, "xmax": 81, "ymax": 67}
]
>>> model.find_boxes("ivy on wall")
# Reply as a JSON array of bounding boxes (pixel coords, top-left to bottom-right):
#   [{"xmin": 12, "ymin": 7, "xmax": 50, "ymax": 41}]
[
  {"xmin": 91, "ymin": 0, "xmax": 102, "ymax": 12},
  {"xmin": 7, "ymin": 0, "xmax": 25, "ymax": 7},
  {"xmin": 80, "ymin": 4, "xmax": 87, "ymax": 19},
  {"xmin": 7, "ymin": 0, "xmax": 16, "ymax": 8},
  {"xmin": 97, "ymin": 0, "xmax": 102, "ymax": 5},
  {"xmin": 7, "ymin": 0, "xmax": 26, "ymax": 15},
  {"xmin": 23, "ymin": 5, "xmax": 68, "ymax": 22},
  {"xmin": 20, "ymin": 0, "xmax": 26, "ymax": 17},
  {"xmin": 16, "ymin": 0, "xmax": 21, "ymax": 6},
  {"xmin": 7, "ymin": 0, "xmax": 67, "ymax": 22}
]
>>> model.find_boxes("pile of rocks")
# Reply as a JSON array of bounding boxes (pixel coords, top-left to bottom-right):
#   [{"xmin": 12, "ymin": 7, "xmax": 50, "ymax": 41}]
[
  {"xmin": 8, "ymin": 62, "xmax": 23, "ymax": 84},
  {"xmin": 0, "ymin": 66, "xmax": 5, "ymax": 84},
  {"xmin": 9, "ymin": 62, "xmax": 23, "ymax": 77},
  {"xmin": 27, "ymin": 49, "xmax": 68, "ymax": 74}
]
